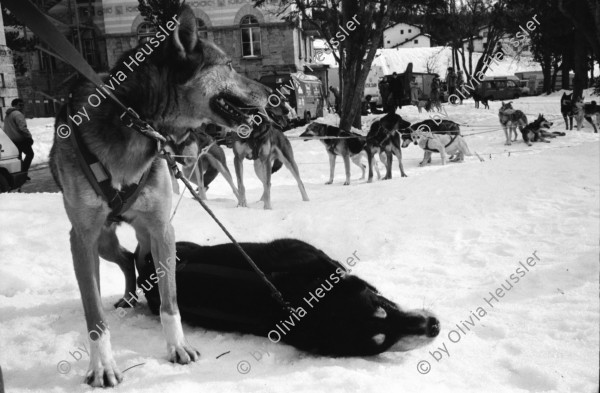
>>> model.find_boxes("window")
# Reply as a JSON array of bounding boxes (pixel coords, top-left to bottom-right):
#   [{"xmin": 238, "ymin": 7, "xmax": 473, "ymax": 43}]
[
  {"xmin": 400, "ymin": 29, "xmax": 404, "ymax": 34},
  {"xmin": 0, "ymin": 73, "xmax": 5, "ymax": 88},
  {"xmin": 137, "ymin": 22, "xmax": 157, "ymax": 44},
  {"xmin": 507, "ymin": 81, "xmax": 516, "ymax": 88},
  {"xmin": 38, "ymin": 50, "xmax": 57, "ymax": 72},
  {"xmin": 414, "ymin": 39, "xmax": 418, "ymax": 44},
  {"xmin": 82, "ymin": 38, "xmax": 97, "ymax": 66},
  {"xmin": 387, "ymin": 40, "xmax": 390, "ymax": 44},
  {"xmin": 197, "ymin": 19, "xmax": 208, "ymax": 40},
  {"xmin": 240, "ymin": 15, "xmax": 261, "ymax": 57},
  {"xmin": 408, "ymin": 29, "xmax": 412, "ymax": 33}
]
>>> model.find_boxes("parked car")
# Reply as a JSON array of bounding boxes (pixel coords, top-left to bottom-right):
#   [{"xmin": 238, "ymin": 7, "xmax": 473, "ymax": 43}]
[
  {"xmin": 0, "ymin": 127, "xmax": 28, "ymax": 192},
  {"xmin": 259, "ymin": 72, "xmax": 325, "ymax": 125},
  {"xmin": 474, "ymin": 76, "xmax": 523, "ymax": 101}
]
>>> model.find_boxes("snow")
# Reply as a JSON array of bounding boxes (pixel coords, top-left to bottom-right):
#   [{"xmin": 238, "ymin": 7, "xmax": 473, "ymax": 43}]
[
  {"xmin": 314, "ymin": 44, "xmax": 545, "ymax": 76},
  {"xmin": 1, "ymin": 93, "xmax": 598, "ymax": 393},
  {"xmin": 25, "ymin": 117, "xmax": 55, "ymax": 168}
]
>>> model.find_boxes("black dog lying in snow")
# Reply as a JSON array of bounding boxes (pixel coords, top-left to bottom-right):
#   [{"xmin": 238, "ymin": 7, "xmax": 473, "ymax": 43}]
[{"xmin": 137, "ymin": 239, "xmax": 440, "ymax": 356}]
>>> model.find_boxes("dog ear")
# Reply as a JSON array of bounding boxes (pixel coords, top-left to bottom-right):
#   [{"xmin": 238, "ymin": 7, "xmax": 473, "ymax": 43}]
[{"xmin": 173, "ymin": 5, "xmax": 198, "ymax": 59}]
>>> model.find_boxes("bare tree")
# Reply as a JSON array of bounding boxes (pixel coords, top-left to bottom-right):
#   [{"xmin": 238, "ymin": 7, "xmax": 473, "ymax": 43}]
[
  {"xmin": 254, "ymin": 0, "xmax": 407, "ymax": 131},
  {"xmin": 138, "ymin": 0, "xmax": 182, "ymax": 27}
]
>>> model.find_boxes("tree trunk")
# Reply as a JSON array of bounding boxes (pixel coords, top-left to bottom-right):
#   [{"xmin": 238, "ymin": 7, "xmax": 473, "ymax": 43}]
[
  {"xmin": 542, "ymin": 52, "xmax": 552, "ymax": 94},
  {"xmin": 337, "ymin": 0, "xmax": 393, "ymax": 132},
  {"xmin": 572, "ymin": 28, "xmax": 588, "ymax": 99},
  {"xmin": 551, "ymin": 58, "xmax": 560, "ymax": 92},
  {"xmin": 561, "ymin": 58, "xmax": 570, "ymax": 90}
]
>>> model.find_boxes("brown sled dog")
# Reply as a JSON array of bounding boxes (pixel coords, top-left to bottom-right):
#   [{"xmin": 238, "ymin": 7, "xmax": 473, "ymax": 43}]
[
  {"xmin": 49, "ymin": 6, "xmax": 267, "ymax": 387},
  {"xmin": 499, "ymin": 101, "xmax": 527, "ymax": 145},
  {"xmin": 232, "ymin": 118, "xmax": 309, "ymax": 209},
  {"xmin": 365, "ymin": 113, "xmax": 412, "ymax": 181},
  {"xmin": 166, "ymin": 126, "xmax": 239, "ymax": 201}
]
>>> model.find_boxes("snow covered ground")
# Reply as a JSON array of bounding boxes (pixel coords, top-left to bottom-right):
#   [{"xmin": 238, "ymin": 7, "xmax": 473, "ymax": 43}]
[{"xmin": 1, "ymin": 92, "xmax": 598, "ymax": 393}]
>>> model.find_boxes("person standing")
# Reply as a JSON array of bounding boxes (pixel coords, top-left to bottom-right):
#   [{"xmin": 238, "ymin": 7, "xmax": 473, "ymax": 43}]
[
  {"xmin": 329, "ymin": 86, "xmax": 340, "ymax": 114},
  {"xmin": 4, "ymin": 99, "xmax": 34, "ymax": 177},
  {"xmin": 446, "ymin": 67, "xmax": 457, "ymax": 103},
  {"xmin": 391, "ymin": 72, "xmax": 404, "ymax": 110},
  {"xmin": 410, "ymin": 76, "xmax": 420, "ymax": 106},
  {"xmin": 431, "ymin": 74, "xmax": 441, "ymax": 109},
  {"xmin": 456, "ymin": 70, "xmax": 465, "ymax": 104}
]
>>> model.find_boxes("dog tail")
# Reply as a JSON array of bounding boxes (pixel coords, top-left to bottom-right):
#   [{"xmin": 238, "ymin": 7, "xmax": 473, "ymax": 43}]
[{"xmin": 272, "ymin": 159, "xmax": 283, "ymax": 173}]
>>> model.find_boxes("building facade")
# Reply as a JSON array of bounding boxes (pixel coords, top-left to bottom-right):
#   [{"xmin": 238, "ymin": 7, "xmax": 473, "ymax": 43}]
[
  {"xmin": 462, "ymin": 27, "xmax": 532, "ymax": 57},
  {"xmin": 11, "ymin": 0, "xmax": 319, "ymax": 117},
  {"xmin": 102, "ymin": 0, "xmax": 316, "ymax": 81},
  {"xmin": 0, "ymin": 6, "xmax": 19, "ymax": 122},
  {"xmin": 383, "ymin": 22, "xmax": 431, "ymax": 49}
]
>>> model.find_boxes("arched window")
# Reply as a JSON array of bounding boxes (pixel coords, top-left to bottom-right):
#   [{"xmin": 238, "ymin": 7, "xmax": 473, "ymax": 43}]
[
  {"xmin": 240, "ymin": 15, "xmax": 261, "ymax": 57},
  {"xmin": 137, "ymin": 22, "xmax": 157, "ymax": 44},
  {"xmin": 197, "ymin": 18, "xmax": 208, "ymax": 40}
]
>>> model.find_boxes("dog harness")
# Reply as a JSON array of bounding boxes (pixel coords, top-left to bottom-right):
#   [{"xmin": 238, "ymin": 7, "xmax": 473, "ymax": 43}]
[
  {"xmin": 423, "ymin": 134, "xmax": 459, "ymax": 153},
  {"xmin": 67, "ymin": 105, "xmax": 152, "ymax": 223}
]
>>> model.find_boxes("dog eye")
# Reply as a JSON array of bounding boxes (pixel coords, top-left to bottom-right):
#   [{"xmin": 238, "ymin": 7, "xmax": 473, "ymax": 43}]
[
  {"xmin": 372, "ymin": 334, "xmax": 386, "ymax": 345},
  {"xmin": 373, "ymin": 307, "xmax": 387, "ymax": 319}
]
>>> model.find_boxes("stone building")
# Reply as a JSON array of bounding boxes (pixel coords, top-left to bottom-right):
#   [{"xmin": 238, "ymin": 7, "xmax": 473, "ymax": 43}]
[
  {"xmin": 102, "ymin": 0, "xmax": 318, "ymax": 81},
  {"xmin": 0, "ymin": 6, "xmax": 19, "ymax": 122},
  {"xmin": 10, "ymin": 0, "xmax": 321, "ymax": 117}
]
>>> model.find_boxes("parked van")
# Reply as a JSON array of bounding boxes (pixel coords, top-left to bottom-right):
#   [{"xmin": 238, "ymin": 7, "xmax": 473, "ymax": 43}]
[
  {"xmin": 473, "ymin": 76, "xmax": 522, "ymax": 101},
  {"xmin": 379, "ymin": 63, "xmax": 448, "ymax": 111},
  {"xmin": 259, "ymin": 72, "xmax": 324, "ymax": 124}
]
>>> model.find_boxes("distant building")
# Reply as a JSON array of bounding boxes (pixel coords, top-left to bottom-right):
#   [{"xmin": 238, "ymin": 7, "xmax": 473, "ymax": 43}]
[
  {"xmin": 383, "ymin": 23, "xmax": 431, "ymax": 49},
  {"xmin": 0, "ymin": 6, "xmax": 19, "ymax": 122},
  {"xmin": 11, "ymin": 0, "xmax": 318, "ymax": 117},
  {"xmin": 462, "ymin": 26, "xmax": 532, "ymax": 56}
]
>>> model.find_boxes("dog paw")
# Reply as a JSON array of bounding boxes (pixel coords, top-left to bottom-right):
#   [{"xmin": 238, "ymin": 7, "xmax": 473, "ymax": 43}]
[
  {"xmin": 85, "ymin": 360, "xmax": 123, "ymax": 387},
  {"xmin": 114, "ymin": 297, "xmax": 135, "ymax": 309},
  {"xmin": 325, "ymin": 180, "xmax": 333, "ymax": 185},
  {"xmin": 401, "ymin": 174, "xmax": 408, "ymax": 177},
  {"xmin": 343, "ymin": 181, "xmax": 350, "ymax": 186},
  {"xmin": 237, "ymin": 201, "xmax": 247, "ymax": 208},
  {"xmin": 168, "ymin": 344, "xmax": 200, "ymax": 365}
]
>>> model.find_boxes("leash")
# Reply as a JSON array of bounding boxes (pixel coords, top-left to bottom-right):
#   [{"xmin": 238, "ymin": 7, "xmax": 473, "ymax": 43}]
[
  {"xmin": 4, "ymin": 0, "xmax": 292, "ymax": 312},
  {"xmin": 169, "ymin": 146, "xmax": 209, "ymax": 223},
  {"xmin": 163, "ymin": 151, "xmax": 293, "ymax": 312},
  {"xmin": 2, "ymin": 0, "xmax": 166, "ymax": 145},
  {"xmin": 287, "ymin": 135, "xmax": 364, "ymax": 140}
]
